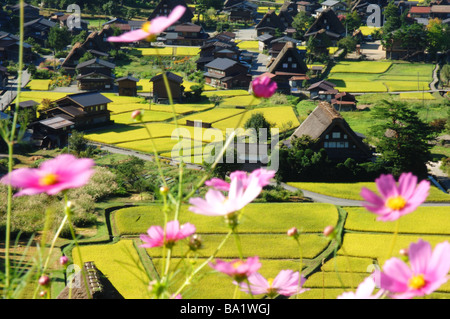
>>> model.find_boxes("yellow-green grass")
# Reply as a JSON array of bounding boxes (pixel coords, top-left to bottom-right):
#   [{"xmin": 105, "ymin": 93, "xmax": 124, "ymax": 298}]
[
  {"xmin": 339, "ymin": 233, "xmax": 450, "ymax": 268},
  {"xmin": 174, "ymin": 46, "xmax": 200, "ymax": 56},
  {"xmin": 137, "ymin": 79, "xmax": 152, "ymax": 93},
  {"xmin": 183, "ymin": 80, "xmax": 216, "ymax": 91},
  {"xmin": 331, "ymin": 80, "xmax": 388, "ymax": 93},
  {"xmin": 108, "ymin": 103, "xmax": 153, "ymax": 115},
  {"xmin": 26, "ymin": 79, "xmax": 51, "ymax": 91},
  {"xmin": 212, "ymin": 106, "xmax": 300, "ymax": 132},
  {"xmin": 358, "ymin": 26, "xmax": 381, "ymax": 36},
  {"xmin": 145, "ymin": 233, "xmax": 329, "ymax": 259},
  {"xmin": 384, "ymin": 81, "xmax": 430, "ymax": 92},
  {"xmin": 116, "ymin": 137, "xmax": 207, "ymax": 155},
  {"xmin": 112, "ymin": 203, "xmax": 339, "ymax": 236},
  {"xmin": 220, "ymin": 95, "xmax": 261, "ymax": 107},
  {"xmin": 133, "ymin": 47, "xmax": 175, "ymax": 56},
  {"xmin": 149, "ymin": 103, "xmax": 215, "ymax": 114},
  {"xmin": 202, "ymin": 89, "xmax": 251, "ymax": 97},
  {"xmin": 287, "ymin": 182, "xmax": 450, "ymax": 202},
  {"xmin": 177, "ymin": 108, "xmax": 247, "ymax": 125},
  {"xmin": 86, "ymin": 122, "xmax": 219, "ymax": 145},
  {"xmin": 399, "ymin": 92, "xmax": 436, "ymax": 100},
  {"xmin": 149, "ymin": 258, "xmax": 304, "ymax": 299},
  {"xmin": 344, "ymin": 206, "xmax": 450, "ymax": 235},
  {"xmin": 237, "ymin": 40, "xmax": 259, "ymax": 51},
  {"xmin": 73, "ymin": 240, "xmax": 151, "ymax": 299},
  {"xmin": 330, "ymin": 61, "xmax": 393, "ymax": 74},
  {"xmin": 111, "ymin": 110, "xmax": 175, "ymax": 124},
  {"xmin": 17, "ymin": 91, "xmax": 68, "ymax": 104}
]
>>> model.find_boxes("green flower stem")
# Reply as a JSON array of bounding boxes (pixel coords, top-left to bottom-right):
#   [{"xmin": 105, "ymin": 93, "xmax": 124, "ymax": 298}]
[
  {"xmin": 3, "ymin": 0, "xmax": 25, "ymax": 294},
  {"xmin": 174, "ymin": 230, "xmax": 232, "ymax": 297},
  {"xmin": 387, "ymin": 219, "xmax": 400, "ymax": 260}
]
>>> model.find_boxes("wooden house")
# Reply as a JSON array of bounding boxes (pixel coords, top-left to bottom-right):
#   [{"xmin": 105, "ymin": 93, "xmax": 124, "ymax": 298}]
[
  {"xmin": 162, "ymin": 22, "xmax": 209, "ymax": 46},
  {"xmin": 148, "ymin": 0, "xmax": 194, "ymax": 23},
  {"xmin": 31, "ymin": 116, "xmax": 75, "ymax": 149},
  {"xmin": 307, "ymin": 80, "xmax": 338, "ymax": 100},
  {"xmin": 76, "ymin": 58, "xmax": 116, "ymax": 91},
  {"xmin": 82, "ymin": 26, "xmax": 115, "ymax": 53},
  {"xmin": 331, "ymin": 92, "xmax": 357, "ymax": 111},
  {"xmin": 314, "ymin": 0, "xmax": 347, "ymax": 17},
  {"xmin": 0, "ymin": 66, "xmax": 9, "ymax": 88},
  {"xmin": 116, "ymin": 76, "xmax": 139, "ymax": 96},
  {"xmin": 196, "ymin": 39, "xmax": 239, "ymax": 71},
  {"xmin": 49, "ymin": 12, "xmax": 89, "ymax": 33},
  {"xmin": 430, "ymin": 5, "xmax": 450, "ymax": 18},
  {"xmin": 266, "ymin": 42, "xmax": 309, "ymax": 93},
  {"xmin": 278, "ymin": 1, "xmax": 299, "ymax": 29},
  {"xmin": 10, "ymin": 3, "xmax": 41, "ymax": 22},
  {"xmin": 288, "ymin": 101, "xmax": 372, "ymax": 161},
  {"xmin": 223, "ymin": 0, "xmax": 258, "ymax": 22},
  {"xmin": 268, "ymin": 36, "xmax": 301, "ymax": 58},
  {"xmin": 255, "ymin": 10, "xmax": 286, "ymax": 36},
  {"xmin": 257, "ymin": 33, "xmax": 275, "ymax": 52},
  {"xmin": 150, "ymin": 72, "xmax": 184, "ymax": 103},
  {"xmin": 61, "ymin": 42, "xmax": 110, "ymax": 75},
  {"xmin": 203, "ymin": 58, "xmax": 251, "ymax": 89},
  {"xmin": 23, "ymin": 17, "xmax": 57, "ymax": 46},
  {"xmin": 0, "ymin": 31, "xmax": 33, "ymax": 62},
  {"xmin": 38, "ymin": 92, "xmax": 113, "ymax": 130},
  {"xmin": 304, "ymin": 8, "xmax": 346, "ymax": 52},
  {"xmin": 297, "ymin": 1, "xmax": 320, "ymax": 15}
]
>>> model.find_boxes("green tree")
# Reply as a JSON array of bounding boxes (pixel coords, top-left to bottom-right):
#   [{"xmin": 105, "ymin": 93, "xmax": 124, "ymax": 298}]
[
  {"xmin": 291, "ymin": 11, "xmax": 314, "ymax": 40},
  {"xmin": 369, "ymin": 100, "xmax": 436, "ymax": 179},
  {"xmin": 427, "ymin": 18, "xmax": 450, "ymax": 60},
  {"xmin": 441, "ymin": 64, "xmax": 450, "ymax": 87},
  {"xmin": 68, "ymin": 130, "xmax": 88, "ymax": 157},
  {"xmin": 337, "ymin": 36, "xmax": 357, "ymax": 56},
  {"xmin": 383, "ymin": 1, "xmax": 401, "ymax": 34},
  {"xmin": 47, "ymin": 26, "xmax": 71, "ymax": 53},
  {"xmin": 244, "ymin": 112, "xmax": 273, "ymax": 143}
]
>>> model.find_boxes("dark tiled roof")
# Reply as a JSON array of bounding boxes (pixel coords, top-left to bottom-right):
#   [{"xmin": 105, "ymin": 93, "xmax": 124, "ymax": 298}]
[
  {"xmin": 205, "ymin": 58, "xmax": 238, "ymax": 70},
  {"xmin": 76, "ymin": 58, "xmax": 116, "ymax": 70},
  {"xmin": 150, "ymin": 71, "xmax": 183, "ymax": 84},
  {"xmin": 57, "ymin": 92, "xmax": 113, "ymax": 108}
]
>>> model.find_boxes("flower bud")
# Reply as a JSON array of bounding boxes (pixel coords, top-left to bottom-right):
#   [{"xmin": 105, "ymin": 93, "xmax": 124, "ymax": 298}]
[
  {"xmin": 159, "ymin": 186, "xmax": 169, "ymax": 195},
  {"xmin": 59, "ymin": 255, "xmax": 69, "ymax": 266},
  {"xmin": 323, "ymin": 225, "xmax": 335, "ymax": 238},
  {"xmin": 188, "ymin": 234, "xmax": 202, "ymax": 251},
  {"xmin": 287, "ymin": 227, "xmax": 299, "ymax": 238},
  {"xmin": 38, "ymin": 275, "xmax": 50, "ymax": 286},
  {"xmin": 131, "ymin": 110, "xmax": 143, "ymax": 121}
]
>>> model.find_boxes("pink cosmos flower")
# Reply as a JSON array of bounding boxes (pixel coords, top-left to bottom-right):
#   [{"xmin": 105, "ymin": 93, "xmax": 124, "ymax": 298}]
[
  {"xmin": 108, "ymin": 6, "xmax": 186, "ymax": 42},
  {"xmin": 209, "ymin": 256, "xmax": 262, "ymax": 282},
  {"xmin": 238, "ymin": 270, "xmax": 308, "ymax": 298},
  {"xmin": 250, "ymin": 75, "xmax": 277, "ymax": 98},
  {"xmin": 0, "ymin": 154, "xmax": 94, "ymax": 197},
  {"xmin": 140, "ymin": 220, "xmax": 196, "ymax": 248},
  {"xmin": 376, "ymin": 239, "xmax": 450, "ymax": 299},
  {"xmin": 188, "ymin": 169, "xmax": 275, "ymax": 217},
  {"xmin": 360, "ymin": 172, "xmax": 430, "ymax": 222},
  {"xmin": 337, "ymin": 276, "xmax": 384, "ymax": 299}
]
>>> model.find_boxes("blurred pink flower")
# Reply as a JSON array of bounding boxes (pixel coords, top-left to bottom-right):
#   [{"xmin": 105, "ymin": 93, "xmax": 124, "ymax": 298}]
[
  {"xmin": 0, "ymin": 154, "xmax": 94, "ymax": 196},
  {"xmin": 140, "ymin": 220, "xmax": 196, "ymax": 248},
  {"xmin": 238, "ymin": 270, "xmax": 308, "ymax": 298},
  {"xmin": 189, "ymin": 169, "xmax": 275, "ymax": 217},
  {"xmin": 108, "ymin": 6, "xmax": 186, "ymax": 42},
  {"xmin": 209, "ymin": 256, "xmax": 261, "ymax": 282},
  {"xmin": 360, "ymin": 172, "xmax": 430, "ymax": 222},
  {"xmin": 250, "ymin": 75, "xmax": 277, "ymax": 98},
  {"xmin": 376, "ymin": 239, "xmax": 450, "ymax": 299},
  {"xmin": 337, "ymin": 276, "xmax": 384, "ymax": 299},
  {"xmin": 204, "ymin": 169, "xmax": 275, "ymax": 192}
]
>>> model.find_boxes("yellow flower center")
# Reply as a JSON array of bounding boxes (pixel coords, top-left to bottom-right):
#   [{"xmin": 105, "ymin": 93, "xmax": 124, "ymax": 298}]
[
  {"xmin": 386, "ymin": 195, "xmax": 407, "ymax": 210},
  {"xmin": 232, "ymin": 260, "xmax": 243, "ymax": 269},
  {"xmin": 267, "ymin": 278, "xmax": 274, "ymax": 288},
  {"xmin": 408, "ymin": 274, "xmax": 426, "ymax": 290},
  {"xmin": 39, "ymin": 173, "xmax": 59, "ymax": 186},
  {"xmin": 142, "ymin": 22, "xmax": 157, "ymax": 42}
]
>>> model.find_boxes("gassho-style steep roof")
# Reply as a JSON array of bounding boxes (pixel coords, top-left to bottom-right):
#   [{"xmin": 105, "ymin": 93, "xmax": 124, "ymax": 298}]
[
  {"xmin": 268, "ymin": 42, "xmax": 308, "ymax": 74},
  {"xmin": 288, "ymin": 102, "xmax": 371, "ymax": 156},
  {"xmin": 304, "ymin": 8, "xmax": 346, "ymax": 38}
]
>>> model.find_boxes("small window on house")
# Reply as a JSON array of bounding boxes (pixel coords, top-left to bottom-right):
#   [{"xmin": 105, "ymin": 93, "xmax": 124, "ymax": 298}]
[
  {"xmin": 288, "ymin": 57, "xmax": 292, "ymax": 62},
  {"xmin": 283, "ymin": 63, "xmax": 288, "ymax": 68},
  {"xmin": 332, "ymin": 132, "xmax": 340, "ymax": 139},
  {"xmin": 329, "ymin": 142, "xmax": 336, "ymax": 148},
  {"xmin": 292, "ymin": 63, "xmax": 297, "ymax": 68},
  {"xmin": 325, "ymin": 134, "xmax": 329, "ymax": 139},
  {"xmin": 344, "ymin": 134, "xmax": 348, "ymax": 139},
  {"xmin": 324, "ymin": 142, "xmax": 329, "ymax": 148}
]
